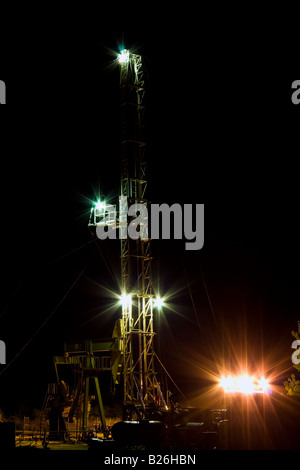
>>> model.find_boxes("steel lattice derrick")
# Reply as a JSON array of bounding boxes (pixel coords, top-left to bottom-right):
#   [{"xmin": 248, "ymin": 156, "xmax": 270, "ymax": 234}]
[{"xmin": 119, "ymin": 50, "xmax": 160, "ymax": 408}]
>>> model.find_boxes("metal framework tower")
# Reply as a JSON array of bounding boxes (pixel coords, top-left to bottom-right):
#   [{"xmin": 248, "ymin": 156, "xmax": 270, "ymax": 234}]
[
  {"xmin": 118, "ymin": 49, "xmax": 164, "ymax": 410},
  {"xmin": 89, "ymin": 49, "xmax": 167, "ymax": 413}
]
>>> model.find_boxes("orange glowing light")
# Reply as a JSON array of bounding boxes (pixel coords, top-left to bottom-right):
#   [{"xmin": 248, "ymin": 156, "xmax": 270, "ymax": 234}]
[{"xmin": 220, "ymin": 374, "xmax": 271, "ymax": 394}]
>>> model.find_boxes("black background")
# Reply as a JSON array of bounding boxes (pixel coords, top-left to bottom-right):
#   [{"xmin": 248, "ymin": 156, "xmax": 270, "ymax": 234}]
[{"xmin": 0, "ymin": 8, "xmax": 299, "ymax": 425}]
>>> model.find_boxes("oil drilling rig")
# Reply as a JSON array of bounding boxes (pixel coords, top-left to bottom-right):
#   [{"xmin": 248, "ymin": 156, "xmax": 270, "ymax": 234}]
[
  {"xmin": 88, "ymin": 47, "xmax": 169, "ymax": 418},
  {"xmin": 103, "ymin": 48, "xmax": 167, "ymax": 412},
  {"xmin": 41, "ymin": 48, "xmax": 224, "ymax": 449},
  {"xmin": 41, "ymin": 48, "xmax": 169, "ymax": 437}
]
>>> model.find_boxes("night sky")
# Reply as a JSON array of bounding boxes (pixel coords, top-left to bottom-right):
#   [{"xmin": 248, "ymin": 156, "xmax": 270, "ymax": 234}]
[{"xmin": 0, "ymin": 13, "xmax": 299, "ymax": 417}]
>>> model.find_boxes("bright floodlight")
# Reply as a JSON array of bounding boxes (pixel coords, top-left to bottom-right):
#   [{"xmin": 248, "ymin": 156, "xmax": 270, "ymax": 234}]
[
  {"xmin": 220, "ymin": 376, "xmax": 235, "ymax": 391},
  {"xmin": 95, "ymin": 201, "xmax": 105, "ymax": 211},
  {"xmin": 94, "ymin": 201, "xmax": 105, "ymax": 217},
  {"xmin": 153, "ymin": 297, "xmax": 164, "ymax": 309},
  {"xmin": 120, "ymin": 293, "xmax": 131, "ymax": 308},
  {"xmin": 237, "ymin": 375, "xmax": 255, "ymax": 395},
  {"xmin": 258, "ymin": 377, "xmax": 270, "ymax": 393},
  {"xmin": 220, "ymin": 374, "xmax": 270, "ymax": 395},
  {"xmin": 118, "ymin": 49, "xmax": 129, "ymax": 64}
]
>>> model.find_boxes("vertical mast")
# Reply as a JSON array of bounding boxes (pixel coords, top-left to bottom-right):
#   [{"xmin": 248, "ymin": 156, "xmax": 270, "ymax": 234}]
[
  {"xmin": 118, "ymin": 49, "xmax": 160, "ymax": 408},
  {"xmin": 89, "ymin": 49, "xmax": 166, "ymax": 411}
]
